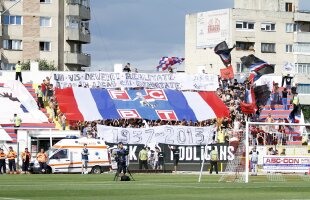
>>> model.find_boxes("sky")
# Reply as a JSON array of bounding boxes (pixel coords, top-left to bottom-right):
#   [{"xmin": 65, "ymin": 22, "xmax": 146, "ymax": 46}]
[{"xmin": 85, "ymin": 0, "xmax": 310, "ymax": 72}]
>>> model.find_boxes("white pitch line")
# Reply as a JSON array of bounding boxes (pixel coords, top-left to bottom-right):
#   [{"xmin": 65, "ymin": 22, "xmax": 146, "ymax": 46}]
[
  {"xmin": 0, "ymin": 198, "xmax": 29, "ymax": 200},
  {"xmin": 0, "ymin": 183, "xmax": 309, "ymax": 190}
]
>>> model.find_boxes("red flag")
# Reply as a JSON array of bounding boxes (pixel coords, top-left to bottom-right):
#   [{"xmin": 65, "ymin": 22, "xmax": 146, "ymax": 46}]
[
  {"xmin": 240, "ymin": 102, "xmax": 256, "ymax": 114},
  {"xmin": 220, "ymin": 65, "xmax": 234, "ymax": 80}
]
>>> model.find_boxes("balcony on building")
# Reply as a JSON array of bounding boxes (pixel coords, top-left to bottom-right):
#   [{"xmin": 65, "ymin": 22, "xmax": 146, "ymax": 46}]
[
  {"xmin": 65, "ymin": 51, "xmax": 91, "ymax": 67},
  {"xmin": 293, "ymin": 20, "xmax": 310, "ymax": 43},
  {"xmin": 66, "ymin": 0, "xmax": 90, "ymax": 21},
  {"xmin": 294, "ymin": 11, "xmax": 310, "ymax": 22},
  {"xmin": 66, "ymin": 17, "xmax": 90, "ymax": 43}
]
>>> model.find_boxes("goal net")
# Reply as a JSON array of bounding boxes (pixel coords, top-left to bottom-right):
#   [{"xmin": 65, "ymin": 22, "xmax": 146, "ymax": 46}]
[{"xmin": 219, "ymin": 121, "xmax": 310, "ymax": 183}]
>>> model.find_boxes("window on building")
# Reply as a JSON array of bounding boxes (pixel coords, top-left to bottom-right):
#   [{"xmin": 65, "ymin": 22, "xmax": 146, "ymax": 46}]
[
  {"xmin": 66, "ymin": 16, "xmax": 79, "ymax": 29},
  {"xmin": 236, "ymin": 41, "xmax": 255, "ymax": 51},
  {"xmin": 297, "ymin": 84, "xmax": 310, "ymax": 94},
  {"xmin": 2, "ymin": 63, "xmax": 16, "ymax": 71},
  {"xmin": 261, "ymin": 23, "xmax": 276, "ymax": 31},
  {"xmin": 40, "ymin": 42, "xmax": 51, "ymax": 51},
  {"xmin": 295, "ymin": 64, "xmax": 310, "ymax": 75},
  {"xmin": 4, "ymin": 15, "xmax": 22, "ymax": 25},
  {"xmin": 285, "ymin": 2, "xmax": 293, "ymax": 12},
  {"xmin": 40, "ymin": 17, "xmax": 52, "ymax": 27},
  {"xmin": 261, "ymin": 43, "xmax": 276, "ymax": 53},
  {"xmin": 3, "ymin": 40, "xmax": 22, "ymax": 50},
  {"xmin": 40, "ymin": 0, "xmax": 52, "ymax": 3},
  {"xmin": 236, "ymin": 63, "xmax": 249, "ymax": 73},
  {"xmin": 285, "ymin": 23, "xmax": 296, "ymax": 32},
  {"xmin": 236, "ymin": 21, "xmax": 255, "ymax": 30},
  {"xmin": 286, "ymin": 44, "xmax": 293, "ymax": 53},
  {"xmin": 293, "ymin": 43, "xmax": 310, "ymax": 54}
]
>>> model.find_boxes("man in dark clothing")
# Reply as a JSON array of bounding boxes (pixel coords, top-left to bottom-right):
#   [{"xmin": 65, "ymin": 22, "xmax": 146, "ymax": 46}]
[
  {"xmin": 169, "ymin": 145, "xmax": 180, "ymax": 172},
  {"xmin": 123, "ymin": 63, "xmax": 131, "ymax": 72}
]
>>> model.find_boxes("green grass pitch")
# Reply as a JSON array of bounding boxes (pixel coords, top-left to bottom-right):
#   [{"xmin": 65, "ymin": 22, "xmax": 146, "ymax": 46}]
[{"xmin": 0, "ymin": 174, "xmax": 309, "ymax": 200}]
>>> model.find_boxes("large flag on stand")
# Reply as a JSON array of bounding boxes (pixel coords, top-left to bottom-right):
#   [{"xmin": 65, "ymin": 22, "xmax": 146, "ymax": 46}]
[
  {"xmin": 55, "ymin": 87, "xmax": 230, "ymax": 121},
  {"xmin": 220, "ymin": 65, "xmax": 234, "ymax": 80},
  {"xmin": 156, "ymin": 57, "xmax": 185, "ymax": 71},
  {"xmin": 240, "ymin": 87, "xmax": 257, "ymax": 114},
  {"xmin": 214, "ymin": 41, "xmax": 235, "ymax": 67},
  {"xmin": 254, "ymin": 85, "xmax": 271, "ymax": 107},
  {"xmin": 241, "ymin": 54, "xmax": 274, "ymax": 80}
]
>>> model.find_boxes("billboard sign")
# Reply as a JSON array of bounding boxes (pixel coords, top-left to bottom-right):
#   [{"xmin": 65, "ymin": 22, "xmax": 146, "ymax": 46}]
[{"xmin": 197, "ymin": 9, "xmax": 230, "ymax": 48}]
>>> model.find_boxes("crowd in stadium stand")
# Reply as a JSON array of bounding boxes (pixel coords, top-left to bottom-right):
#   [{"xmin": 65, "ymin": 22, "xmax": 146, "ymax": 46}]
[{"xmin": 36, "ymin": 71, "xmax": 300, "ymax": 146}]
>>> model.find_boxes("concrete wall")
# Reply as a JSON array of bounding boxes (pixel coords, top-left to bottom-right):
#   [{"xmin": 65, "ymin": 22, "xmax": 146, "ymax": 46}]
[
  {"xmin": 234, "ymin": 0, "xmax": 299, "ymax": 12},
  {"xmin": 0, "ymin": 70, "xmax": 52, "ymax": 84}
]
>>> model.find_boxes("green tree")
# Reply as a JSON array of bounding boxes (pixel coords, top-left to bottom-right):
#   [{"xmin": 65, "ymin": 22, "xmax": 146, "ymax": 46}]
[
  {"xmin": 20, "ymin": 59, "xmax": 57, "ymax": 71},
  {"xmin": 301, "ymin": 105, "xmax": 310, "ymax": 122},
  {"xmin": 21, "ymin": 60, "xmax": 30, "ymax": 70}
]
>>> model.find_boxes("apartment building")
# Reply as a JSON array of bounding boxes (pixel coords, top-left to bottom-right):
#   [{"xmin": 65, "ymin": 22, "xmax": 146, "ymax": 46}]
[
  {"xmin": 185, "ymin": 0, "xmax": 310, "ymax": 94},
  {"xmin": 0, "ymin": 0, "xmax": 91, "ymax": 71}
]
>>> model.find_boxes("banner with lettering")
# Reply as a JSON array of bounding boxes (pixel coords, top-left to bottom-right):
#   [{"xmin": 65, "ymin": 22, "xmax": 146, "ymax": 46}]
[
  {"xmin": 51, "ymin": 72, "xmax": 219, "ymax": 91},
  {"xmin": 97, "ymin": 125, "xmax": 216, "ymax": 146},
  {"xmin": 263, "ymin": 156, "xmax": 310, "ymax": 173}
]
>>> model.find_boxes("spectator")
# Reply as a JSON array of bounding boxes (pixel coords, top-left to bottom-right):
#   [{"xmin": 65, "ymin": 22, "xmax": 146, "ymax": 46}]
[
  {"xmin": 154, "ymin": 147, "xmax": 162, "ymax": 170},
  {"xmin": 49, "ymin": 98, "xmax": 57, "ymax": 120},
  {"xmin": 168, "ymin": 145, "xmax": 180, "ymax": 173},
  {"xmin": 15, "ymin": 61, "xmax": 22, "ymax": 83},
  {"xmin": 282, "ymin": 88, "xmax": 288, "ymax": 110},
  {"xmin": 7, "ymin": 146, "xmax": 17, "ymax": 174},
  {"xmin": 147, "ymin": 147, "xmax": 154, "ymax": 169},
  {"xmin": 60, "ymin": 113, "xmax": 66, "ymax": 130},
  {"xmin": 138, "ymin": 147, "xmax": 148, "ymax": 170},
  {"xmin": 0, "ymin": 148, "xmax": 6, "ymax": 174},
  {"xmin": 123, "ymin": 63, "xmax": 131, "ymax": 72},
  {"xmin": 280, "ymin": 148, "xmax": 286, "ymax": 156},
  {"xmin": 41, "ymin": 79, "xmax": 47, "ymax": 101},
  {"xmin": 36, "ymin": 85, "xmax": 45, "ymax": 109},
  {"xmin": 46, "ymin": 84, "xmax": 54, "ymax": 101},
  {"xmin": 21, "ymin": 148, "xmax": 31, "ymax": 174},
  {"xmin": 36, "ymin": 149, "xmax": 48, "ymax": 173},
  {"xmin": 12, "ymin": 114, "xmax": 22, "ymax": 134}
]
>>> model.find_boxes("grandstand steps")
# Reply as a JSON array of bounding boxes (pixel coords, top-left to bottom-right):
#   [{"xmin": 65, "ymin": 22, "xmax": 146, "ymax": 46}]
[
  {"xmin": 0, "ymin": 83, "xmax": 57, "ymax": 143},
  {"xmin": 1, "ymin": 123, "xmax": 57, "ymax": 143}
]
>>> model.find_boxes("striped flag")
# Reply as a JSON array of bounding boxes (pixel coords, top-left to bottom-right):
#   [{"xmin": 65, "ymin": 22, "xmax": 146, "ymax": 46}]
[
  {"xmin": 214, "ymin": 41, "xmax": 235, "ymax": 67},
  {"xmin": 156, "ymin": 57, "xmax": 185, "ymax": 71},
  {"xmin": 55, "ymin": 88, "xmax": 229, "ymax": 121},
  {"xmin": 241, "ymin": 54, "xmax": 274, "ymax": 79}
]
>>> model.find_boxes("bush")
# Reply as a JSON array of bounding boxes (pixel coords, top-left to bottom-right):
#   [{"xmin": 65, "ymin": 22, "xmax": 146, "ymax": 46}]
[{"xmin": 21, "ymin": 59, "xmax": 57, "ymax": 71}]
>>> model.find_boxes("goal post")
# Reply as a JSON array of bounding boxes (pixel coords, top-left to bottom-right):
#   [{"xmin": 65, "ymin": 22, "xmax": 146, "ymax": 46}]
[
  {"xmin": 216, "ymin": 121, "xmax": 310, "ymax": 183},
  {"xmin": 244, "ymin": 121, "xmax": 310, "ymax": 183}
]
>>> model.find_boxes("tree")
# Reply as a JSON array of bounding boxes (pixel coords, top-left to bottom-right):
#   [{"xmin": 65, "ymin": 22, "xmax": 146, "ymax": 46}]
[
  {"xmin": 21, "ymin": 59, "xmax": 57, "ymax": 71},
  {"xmin": 301, "ymin": 105, "xmax": 310, "ymax": 122}
]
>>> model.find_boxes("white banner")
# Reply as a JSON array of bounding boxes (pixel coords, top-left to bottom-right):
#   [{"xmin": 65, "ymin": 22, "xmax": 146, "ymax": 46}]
[
  {"xmin": 51, "ymin": 72, "xmax": 219, "ymax": 91},
  {"xmin": 4, "ymin": 81, "xmax": 48, "ymax": 123},
  {"xmin": 263, "ymin": 156, "xmax": 310, "ymax": 173},
  {"xmin": 197, "ymin": 9, "xmax": 230, "ymax": 48},
  {"xmin": 97, "ymin": 125, "xmax": 216, "ymax": 146}
]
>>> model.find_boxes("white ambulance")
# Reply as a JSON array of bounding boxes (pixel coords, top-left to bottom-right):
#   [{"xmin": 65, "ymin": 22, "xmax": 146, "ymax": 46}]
[{"xmin": 44, "ymin": 138, "xmax": 111, "ymax": 174}]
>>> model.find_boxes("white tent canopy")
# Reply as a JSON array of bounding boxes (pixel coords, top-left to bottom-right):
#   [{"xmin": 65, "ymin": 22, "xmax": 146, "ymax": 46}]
[{"xmin": 0, "ymin": 126, "xmax": 12, "ymax": 141}]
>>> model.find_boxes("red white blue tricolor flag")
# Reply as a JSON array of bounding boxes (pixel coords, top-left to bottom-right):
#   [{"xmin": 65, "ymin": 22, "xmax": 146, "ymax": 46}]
[
  {"xmin": 156, "ymin": 57, "xmax": 185, "ymax": 71},
  {"xmin": 55, "ymin": 88, "xmax": 229, "ymax": 121}
]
